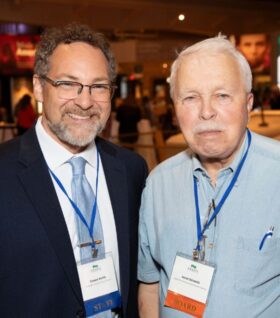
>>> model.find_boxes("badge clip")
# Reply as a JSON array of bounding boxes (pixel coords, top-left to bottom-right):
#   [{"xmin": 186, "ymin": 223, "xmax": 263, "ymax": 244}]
[{"xmin": 78, "ymin": 239, "xmax": 102, "ymax": 258}]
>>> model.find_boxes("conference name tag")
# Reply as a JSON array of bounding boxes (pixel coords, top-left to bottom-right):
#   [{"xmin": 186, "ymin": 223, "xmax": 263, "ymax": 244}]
[
  {"xmin": 165, "ymin": 254, "xmax": 215, "ymax": 318},
  {"xmin": 77, "ymin": 255, "xmax": 121, "ymax": 317}
]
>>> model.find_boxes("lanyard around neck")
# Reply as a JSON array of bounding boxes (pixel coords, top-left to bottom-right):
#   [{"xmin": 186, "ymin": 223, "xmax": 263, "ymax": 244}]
[
  {"xmin": 193, "ymin": 129, "xmax": 251, "ymax": 250},
  {"xmin": 49, "ymin": 149, "xmax": 100, "ymax": 247}
]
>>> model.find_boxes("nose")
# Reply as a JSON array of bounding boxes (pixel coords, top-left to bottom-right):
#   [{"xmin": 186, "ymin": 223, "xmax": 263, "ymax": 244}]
[
  {"xmin": 249, "ymin": 44, "xmax": 258, "ymax": 55},
  {"xmin": 74, "ymin": 86, "xmax": 93, "ymax": 109},
  {"xmin": 199, "ymin": 96, "xmax": 216, "ymax": 120}
]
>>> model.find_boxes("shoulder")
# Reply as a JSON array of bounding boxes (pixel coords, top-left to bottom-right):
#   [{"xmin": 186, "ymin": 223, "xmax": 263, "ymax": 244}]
[
  {"xmin": 0, "ymin": 135, "xmax": 21, "ymax": 161},
  {"xmin": 0, "ymin": 135, "xmax": 27, "ymax": 180},
  {"xmin": 147, "ymin": 149, "xmax": 192, "ymax": 184},
  {"xmin": 251, "ymin": 132, "xmax": 280, "ymax": 162},
  {"xmin": 97, "ymin": 137, "xmax": 146, "ymax": 163},
  {"xmin": 96, "ymin": 137, "xmax": 148, "ymax": 176},
  {"xmin": 0, "ymin": 128, "xmax": 44, "ymax": 169}
]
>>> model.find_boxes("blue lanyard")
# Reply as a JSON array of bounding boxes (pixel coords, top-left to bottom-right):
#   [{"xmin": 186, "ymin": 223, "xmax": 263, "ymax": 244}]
[
  {"xmin": 49, "ymin": 150, "xmax": 100, "ymax": 248},
  {"xmin": 193, "ymin": 130, "xmax": 251, "ymax": 250}
]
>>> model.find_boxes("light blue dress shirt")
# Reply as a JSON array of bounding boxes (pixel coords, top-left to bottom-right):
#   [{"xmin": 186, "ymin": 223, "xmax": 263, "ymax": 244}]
[{"xmin": 138, "ymin": 132, "xmax": 280, "ymax": 317}]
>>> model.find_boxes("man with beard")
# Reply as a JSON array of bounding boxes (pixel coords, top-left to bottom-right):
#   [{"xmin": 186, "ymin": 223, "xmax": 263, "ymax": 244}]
[
  {"xmin": 0, "ymin": 24, "xmax": 147, "ymax": 318},
  {"xmin": 138, "ymin": 36, "xmax": 280, "ymax": 317}
]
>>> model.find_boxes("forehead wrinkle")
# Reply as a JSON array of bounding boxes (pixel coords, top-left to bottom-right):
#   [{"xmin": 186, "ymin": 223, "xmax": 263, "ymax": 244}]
[
  {"xmin": 176, "ymin": 53, "xmax": 244, "ymax": 97},
  {"xmin": 48, "ymin": 42, "xmax": 110, "ymax": 83}
]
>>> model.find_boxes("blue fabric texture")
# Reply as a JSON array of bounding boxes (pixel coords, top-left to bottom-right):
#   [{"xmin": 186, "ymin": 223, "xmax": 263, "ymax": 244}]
[{"xmin": 138, "ymin": 132, "xmax": 280, "ymax": 317}]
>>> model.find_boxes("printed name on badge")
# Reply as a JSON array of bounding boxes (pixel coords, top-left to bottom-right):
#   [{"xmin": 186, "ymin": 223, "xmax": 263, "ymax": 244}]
[
  {"xmin": 165, "ymin": 254, "xmax": 215, "ymax": 318},
  {"xmin": 78, "ymin": 255, "xmax": 121, "ymax": 316}
]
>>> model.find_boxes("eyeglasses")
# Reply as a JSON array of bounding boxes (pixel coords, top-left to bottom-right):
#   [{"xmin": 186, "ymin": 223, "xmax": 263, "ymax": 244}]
[{"xmin": 40, "ymin": 75, "xmax": 117, "ymax": 102}]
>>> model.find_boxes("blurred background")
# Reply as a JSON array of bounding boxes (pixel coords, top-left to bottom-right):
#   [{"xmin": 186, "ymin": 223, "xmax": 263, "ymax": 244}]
[{"xmin": 1, "ymin": 0, "xmax": 280, "ymax": 169}]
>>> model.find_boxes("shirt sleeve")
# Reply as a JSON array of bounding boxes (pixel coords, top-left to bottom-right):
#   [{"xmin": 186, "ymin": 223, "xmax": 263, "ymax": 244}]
[{"xmin": 138, "ymin": 183, "xmax": 160, "ymax": 283}]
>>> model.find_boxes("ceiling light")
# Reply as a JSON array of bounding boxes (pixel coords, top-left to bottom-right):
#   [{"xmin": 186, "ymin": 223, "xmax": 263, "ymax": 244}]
[{"xmin": 178, "ymin": 14, "xmax": 185, "ymax": 21}]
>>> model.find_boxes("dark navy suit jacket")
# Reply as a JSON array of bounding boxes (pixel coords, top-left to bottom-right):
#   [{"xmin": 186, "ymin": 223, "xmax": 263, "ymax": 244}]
[{"xmin": 0, "ymin": 127, "xmax": 147, "ymax": 318}]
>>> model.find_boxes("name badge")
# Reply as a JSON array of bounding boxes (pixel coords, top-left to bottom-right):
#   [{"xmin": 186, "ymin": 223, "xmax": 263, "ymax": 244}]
[
  {"xmin": 77, "ymin": 254, "xmax": 121, "ymax": 316},
  {"xmin": 165, "ymin": 253, "xmax": 215, "ymax": 318}
]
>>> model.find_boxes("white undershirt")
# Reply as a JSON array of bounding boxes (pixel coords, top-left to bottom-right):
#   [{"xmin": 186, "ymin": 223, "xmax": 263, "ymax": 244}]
[{"xmin": 35, "ymin": 117, "xmax": 120, "ymax": 286}]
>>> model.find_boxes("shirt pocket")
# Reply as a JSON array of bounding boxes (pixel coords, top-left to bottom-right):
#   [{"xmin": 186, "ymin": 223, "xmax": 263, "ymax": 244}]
[{"xmin": 234, "ymin": 236, "xmax": 280, "ymax": 297}]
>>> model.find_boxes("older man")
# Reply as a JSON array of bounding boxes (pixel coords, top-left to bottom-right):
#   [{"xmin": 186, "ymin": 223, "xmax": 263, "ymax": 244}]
[
  {"xmin": 0, "ymin": 24, "xmax": 147, "ymax": 318},
  {"xmin": 138, "ymin": 36, "xmax": 280, "ymax": 317}
]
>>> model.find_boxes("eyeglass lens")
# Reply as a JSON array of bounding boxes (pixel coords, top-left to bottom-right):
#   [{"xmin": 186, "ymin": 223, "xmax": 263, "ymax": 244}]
[{"xmin": 56, "ymin": 82, "xmax": 113, "ymax": 102}]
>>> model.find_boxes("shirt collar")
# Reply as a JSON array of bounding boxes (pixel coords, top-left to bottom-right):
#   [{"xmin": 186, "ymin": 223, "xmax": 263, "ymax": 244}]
[
  {"xmin": 35, "ymin": 116, "xmax": 97, "ymax": 171},
  {"xmin": 192, "ymin": 131, "xmax": 248, "ymax": 179}
]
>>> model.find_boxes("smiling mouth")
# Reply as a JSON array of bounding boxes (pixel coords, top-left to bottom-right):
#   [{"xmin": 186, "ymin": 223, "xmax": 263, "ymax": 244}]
[
  {"xmin": 67, "ymin": 113, "xmax": 96, "ymax": 120},
  {"xmin": 69, "ymin": 114, "xmax": 90, "ymax": 120}
]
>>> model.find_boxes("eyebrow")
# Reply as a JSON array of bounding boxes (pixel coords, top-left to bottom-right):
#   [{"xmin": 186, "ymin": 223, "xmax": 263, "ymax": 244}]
[
  {"xmin": 54, "ymin": 74, "xmax": 111, "ymax": 83},
  {"xmin": 177, "ymin": 89, "xmax": 199, "ymax": 96},
  {"xmin": 178, "ymin": 87, "xmax": 233, "ymax": 97},
  {"xmin": 92, "ymin": 77, "xmax": 111, "ymax": 82}
]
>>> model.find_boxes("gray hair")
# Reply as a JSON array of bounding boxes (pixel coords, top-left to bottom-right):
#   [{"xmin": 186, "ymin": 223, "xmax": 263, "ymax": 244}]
[
  {"xmin": 34, "ymin": 23, "xmax": 116, "ymax": 82},
  {"xmin": 169, "ymin": 35, "xmax": 252, "ymax": 99}
]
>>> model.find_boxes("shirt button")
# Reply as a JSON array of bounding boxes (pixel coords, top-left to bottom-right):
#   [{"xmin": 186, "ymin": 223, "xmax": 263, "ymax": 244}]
[{"xmin": 76, "ymin": 308, "xmax": 85, "ymax": 318}]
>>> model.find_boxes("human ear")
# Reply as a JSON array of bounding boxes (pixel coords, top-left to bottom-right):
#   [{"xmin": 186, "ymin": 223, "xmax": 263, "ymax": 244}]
[{"xmin": 33, "ymin": 75, "xmax": 44, "ymax": 103}]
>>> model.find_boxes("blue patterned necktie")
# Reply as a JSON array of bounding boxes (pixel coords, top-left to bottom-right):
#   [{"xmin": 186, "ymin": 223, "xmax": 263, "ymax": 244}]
[
  {"xmin": 69, "ymin": 157, "xmax": 111, "ymax": 318},
  {"xmin": 69, "ymin": 156, "xmax": 105, "ymax": 261}
]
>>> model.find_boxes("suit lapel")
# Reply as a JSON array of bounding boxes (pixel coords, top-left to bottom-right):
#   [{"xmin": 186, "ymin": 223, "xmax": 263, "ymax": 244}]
[
  {"xmin": 97, "ymin": 138, "xmax": 130, "ymax": 312},
  {"xmin": 17, "ymin": 129, "xmax": 83, "ymax": 304}
]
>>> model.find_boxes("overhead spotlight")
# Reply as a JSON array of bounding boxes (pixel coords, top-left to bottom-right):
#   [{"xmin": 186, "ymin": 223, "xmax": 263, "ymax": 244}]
[
  {"xmin": 178, "ymin": 14, "xmax": 185, "ymax": 21},
  {"xmin": 162, "ymin": 63, "xmax": 168, "ymax": 69}
]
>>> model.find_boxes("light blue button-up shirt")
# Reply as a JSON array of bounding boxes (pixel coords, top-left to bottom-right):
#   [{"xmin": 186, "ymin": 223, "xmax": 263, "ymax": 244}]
[{"xmin": 138, "ymin": 132, "xmax": 280, "ymax": 317}]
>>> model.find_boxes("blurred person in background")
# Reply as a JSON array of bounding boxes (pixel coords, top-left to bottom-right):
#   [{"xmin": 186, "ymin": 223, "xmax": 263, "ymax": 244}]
[
  {"xmin": 159, "ymin": 97, "xmax": 178, "ymax": 140},
  {"xmin": 142, "ymin": 95, "xmax": 156, "ymax": 127},
  {"xmin": 136, "ymin": 99, "xmax": 158, "ymax": 171},
  {"xmin": 116, "ymin": 95, "xmax": 141, "ymax": 144},
  {"xmin": 237, "ymin": 33, "xmax": 270, "ymax": 73},
  {"xmin": 14, "ymin": 94, "xmax": 38, "ymax": 135}
]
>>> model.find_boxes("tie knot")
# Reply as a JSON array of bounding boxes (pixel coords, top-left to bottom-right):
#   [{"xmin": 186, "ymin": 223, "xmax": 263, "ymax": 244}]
[{"xmin": 69, "ymin": 156, "xmax": 87, "ymax": 176}]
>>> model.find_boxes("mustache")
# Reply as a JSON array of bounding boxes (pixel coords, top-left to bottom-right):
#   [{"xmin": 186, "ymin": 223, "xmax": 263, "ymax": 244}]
[
  {"xmin": 193, "ymin": 123, "xmax": 225, "ymax": 134},
  {"xmin": 64, "ymin": 107, "xmax": 101, "ymax": 117}
]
